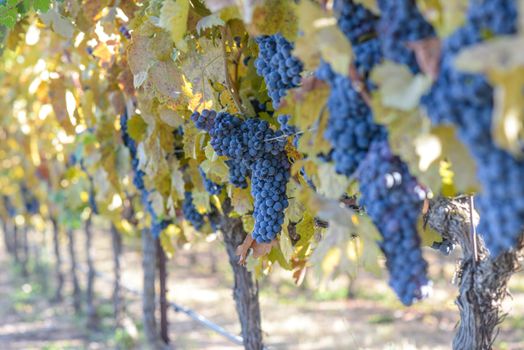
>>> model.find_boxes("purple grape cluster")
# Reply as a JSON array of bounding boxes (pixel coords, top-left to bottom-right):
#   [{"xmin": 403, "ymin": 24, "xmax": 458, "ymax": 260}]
[
  {"xmin": 192, "ymin": 110, "xmax": 291, "ymax": 242},
  {"xmin": 358, "ymin": 140, "xmax": 430, "ymax": 305},
  {"xmin": 255, "ymin": 34, "xmax": 303, "ymax": 108},
  {"xmin": 316, "ymin": 62, "xmax": 386, "ymax": 177},
  {"xmin": 121, "ymin": 112, "xmax": 172, "ymax": 236},
  {"xmin": 376, "ymin": 0, "xmax": 436, "ymax": 72},
  {"xmin": 251, "ymin": 153, "xmax": 290, "ymax": 242},
  {"xmin": 120, "ymin": 112, "xmax": 146, "ymax": 191},
  {"xmin": 191, "ymin": 110, "xmax": 286, "ymax": 164},
  {"xmin": 334, "ymin": 0, "xmax": 378, "ymax": 42},
  {"xmin": 20, "ymin": 184, "xmax": 39, "ymax": 215},
  {"xmin": 199, "ymin": 167, "xmax": 223, "ymax": 195},
  {"xmin": 119, "ymin": 25, "xmax": 131, "ymax": 39},
  {"xmin": 335, "ymin": 0, "xmax": 383, "ymax": 75},
  {"xmin": 183, "ymin": 191, "xmax": 204, "ymax": 230}
]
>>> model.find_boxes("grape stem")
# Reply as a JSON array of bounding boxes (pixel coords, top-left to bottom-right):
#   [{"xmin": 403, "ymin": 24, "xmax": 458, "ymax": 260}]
[{"xmin": 348, "ymin": 63, "xmax": 371, "ymax": 105}]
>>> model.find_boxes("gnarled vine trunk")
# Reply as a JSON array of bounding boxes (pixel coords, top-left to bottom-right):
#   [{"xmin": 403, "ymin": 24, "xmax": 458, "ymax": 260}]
[
  {"xmin": 67, "ymin": 228, "xmax": 82, "ymax": 313},
  {"xmin": 426, "ymin": 197, "xmax": 523, "ymax": 350},
  {"xmin": 220, "ymin": 203, "xmax": 264, "ymax": 350},
  {"xmin": 51, "ymin": 217, "xmax": 64, "ymax": 302},
  {"xmin": 85, "ymin": 214, "xmax": 98, "ymax": 329},
  {"xmin": 110, "ymin": 223, "xmax": 123, "ymax": 328}
]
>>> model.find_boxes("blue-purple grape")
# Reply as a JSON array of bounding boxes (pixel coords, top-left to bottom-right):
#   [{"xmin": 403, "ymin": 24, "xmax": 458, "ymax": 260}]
[
  {"xmin": 255, "ymin": 34, "xmax": 303, "ymax": 108},
  {"xmin": 358, "ymin": 140, "xmax": 430, "ymax": 305},
  {"xmin": 183, "ymin": 191, "xmax": 204, "ymax": 230}
]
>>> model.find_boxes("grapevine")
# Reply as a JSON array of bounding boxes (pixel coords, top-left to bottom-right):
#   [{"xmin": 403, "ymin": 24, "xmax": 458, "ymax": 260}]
[{"xmin": 422, "ymin": 0, "xmax": 523, "ymax": 255}]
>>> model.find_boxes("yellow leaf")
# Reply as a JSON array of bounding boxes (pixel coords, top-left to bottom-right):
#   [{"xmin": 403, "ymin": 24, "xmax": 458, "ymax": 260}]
[
  {"xmin": 296, "ymin": 211, "xmax": 315, "ymax": 247},
  {"xmin": 242, "ymin": 215, "xmax": 255, "ymax": 233},
  {"xmin": 159, "ymin": 0, "xmax": 190, "ymax": 50},
  {"xmin": 280, "ymin": 224, "xmax": 294, "ymax": 262},
  {"xmin": 231, "ymin": 187, "xmax": 253, "ymax": 215},
  {"xmin": 160, "ymin": 229, "xmax": 176, "ymax": 258},
  {"xmin": 371, "ymin": 61, "xmax": 432, "ymax": 111},
  {"xmin": 249, "ymin": 0, "xmax": 298, "ymax": 39},
  {"xmin": 40, "ymin": 9, "xmax": 75, "ymax": 38},
  {"xmin": 294, "ymin": 1, "xmax": 351, "ymax": 75},
  {"xmin": 488, "ymin": 67, "xmax": 524, "ymax": 157},
  {"xmin": 128, "ymin": 114, "xmax": 148, "ymax": 143},
  {"xmin": 317, "ymin": 162, "xmax": 350, "ymax": 199}
]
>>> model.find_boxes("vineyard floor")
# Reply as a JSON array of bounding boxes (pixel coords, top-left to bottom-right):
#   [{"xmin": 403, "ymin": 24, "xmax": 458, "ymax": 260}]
[{"xmin": 1, "ymin": 222, "xmax": 524, "ymax": 349}]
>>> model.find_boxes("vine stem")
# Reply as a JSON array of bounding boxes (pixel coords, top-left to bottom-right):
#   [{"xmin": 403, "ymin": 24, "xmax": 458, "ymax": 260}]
[{"xmin": 220, "ymin": 26, "xmax": 246, "ymax": 115}]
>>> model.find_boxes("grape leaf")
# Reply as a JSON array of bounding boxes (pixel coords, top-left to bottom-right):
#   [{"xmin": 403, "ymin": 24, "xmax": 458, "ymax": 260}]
[
  {"xmin": 196, "ymin": 13, "xmax": 224, "ymax": 33},
  {"xmin": 159, "ymin": 0, "xmax": 189, "ymax": 50},
  {"xmin": 39, "ymin": 9, "xmax": 74, "ymax": 38},
  {"xmin": 231, "ymin": 186, "xmax": 253, "ymax": 215},
  {"xmin": 371, "ymin": 61, "xmax": 432, "ymax": 111}
]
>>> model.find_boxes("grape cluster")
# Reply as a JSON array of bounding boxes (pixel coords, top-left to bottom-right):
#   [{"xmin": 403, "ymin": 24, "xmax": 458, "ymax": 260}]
[
  {"xmin": 20, "ymin": 184, "xmax": 39, "ymax": 215},
  {"xmin": 251, "ymin": 153, "xmax": 290, "ymax": 242},
  {"xmin": 316, "ymin": 62, "xmax": 386, "ymax": 177},
  {"xmin": 255, "ymin": 34, "xmax": 303, "ymax": 108},
  {"xmin": 199, "ymin": 168, "xmax": 223, "ymax": 195},
  {"xmin": 422, "ymin": 0, "xmax": 523, "ymax": 255},
  {"xmin": 376, "ymin": 0, "xmax": 435, "ymax": 73},
  {"xmin": 192, "ymin": 110, "xmax": 290, "ymax": 242},
  {"xmin": 358, "ymin": 140, "xmax": 430, "ymax": 305},
  {"xmin": 120, "ymin": 112, "xmax": 146, "ymax": 191},
  {"xmin": 334, "ymin": 0, "xmax": 378, "ymax": 42},
  {"xmin": 191, "ymin": 110, "xmax": 286, "ymax": 164},
  {"xmin": 121, "ymin": 112, "xmax": 172, "ymax": 236},
  {"xmin": 183, "ymin": 191, "xmax": 204, "ymax": 230},
  {"xmin": 119, "ymin": 25, "xmax": 131, "ymax": 39},
  {"xmin": 335, "ymin": 0, "xmax": 383, "ymax": 75}
]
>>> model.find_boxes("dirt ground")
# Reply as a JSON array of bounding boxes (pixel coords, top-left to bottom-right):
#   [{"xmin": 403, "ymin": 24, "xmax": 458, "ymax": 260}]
[{"xmin": 1, "ymin": 222, "xmax": 524, "ymax": 350}]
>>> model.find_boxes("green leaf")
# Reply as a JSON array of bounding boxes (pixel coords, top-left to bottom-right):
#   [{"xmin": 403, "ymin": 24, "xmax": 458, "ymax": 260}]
[
  {"xmin": 0, "ymin": 6, "xmax": 17, "ymax": 28},
  {"xmin": 33, "ymin": 0, "xmax": 50, "ymax": 12}
]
